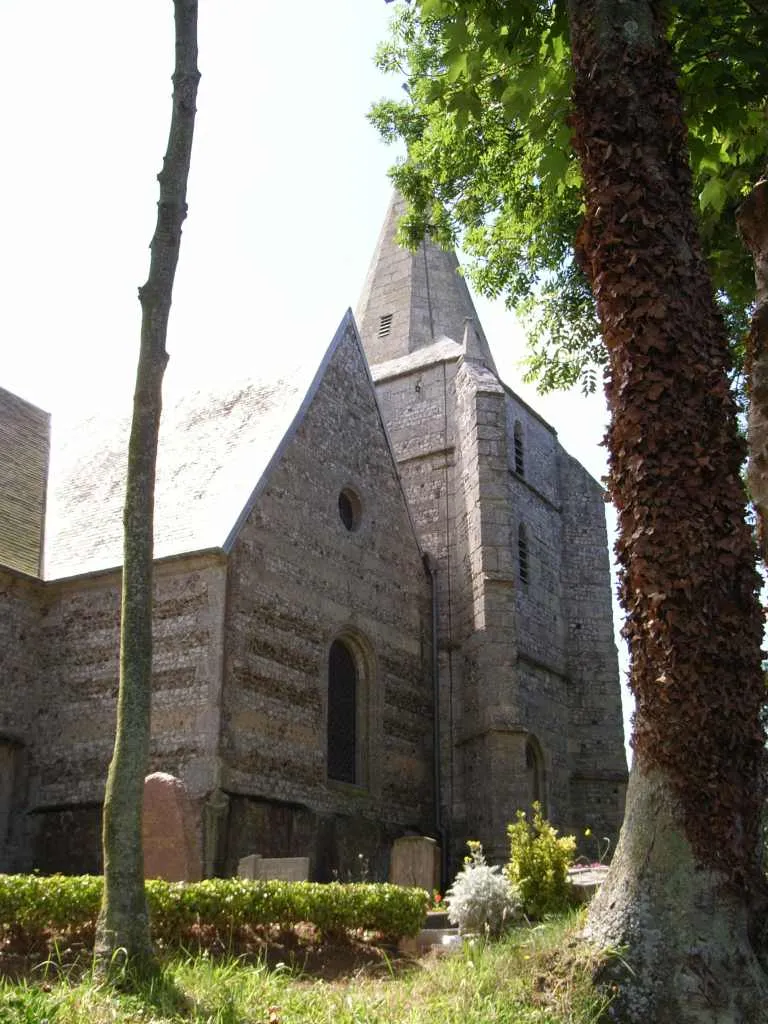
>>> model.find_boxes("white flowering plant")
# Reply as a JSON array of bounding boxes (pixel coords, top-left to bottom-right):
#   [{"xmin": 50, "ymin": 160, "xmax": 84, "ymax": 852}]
[{"xmin": 445, "ymin": 841, "xmax": 521, "ymax": 937}]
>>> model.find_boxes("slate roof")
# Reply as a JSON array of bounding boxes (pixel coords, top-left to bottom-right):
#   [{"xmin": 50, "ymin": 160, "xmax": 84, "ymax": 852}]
[
  {"xmin": 0, "ymin": 387, "xmax": 50, "ymax": 577},
  {"xmin": 44, "ymin": 334, "xmax": 331, "ymax": 580}
]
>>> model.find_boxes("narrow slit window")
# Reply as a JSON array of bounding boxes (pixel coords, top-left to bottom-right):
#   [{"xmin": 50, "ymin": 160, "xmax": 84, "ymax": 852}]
[
  {"xmin": 328, "ymin": 639, "xmax": 357, "ymax": 783},
  {"xmin": 378, "ymin": 313, "xmax": 393, "ymax": 338},
  {"xmin": 513, "ymin": 420, "xmax": 525, "ymax": 477},
  {"xmin": 518, "ymin": 523, "xmax": 529, "ymax": 585}
]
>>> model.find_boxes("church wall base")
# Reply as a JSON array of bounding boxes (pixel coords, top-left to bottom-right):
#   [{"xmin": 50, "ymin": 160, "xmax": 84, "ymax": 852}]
[{"xmin": 224, "ymin": 794, "xmax": 422, "ymax": 884}]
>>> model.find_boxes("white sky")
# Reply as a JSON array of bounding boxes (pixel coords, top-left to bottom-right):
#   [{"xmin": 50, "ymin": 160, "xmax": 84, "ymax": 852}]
[{"xmin": 0, "ymin": 0, "xmax": 632, "ymax": 749}]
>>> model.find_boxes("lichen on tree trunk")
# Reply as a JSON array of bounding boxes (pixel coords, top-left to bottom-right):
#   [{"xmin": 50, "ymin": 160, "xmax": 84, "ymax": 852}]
[
  {"xmin": 587, "ymin": 768, "xmax": 768, "ymax": 1021},
  {"xmin": 567, "ymin": 0, "xmax": 768, "ymax": 1018},
  {"xmin": 94, "ymin": 0, "xmax": 200, "ymax": 970}
]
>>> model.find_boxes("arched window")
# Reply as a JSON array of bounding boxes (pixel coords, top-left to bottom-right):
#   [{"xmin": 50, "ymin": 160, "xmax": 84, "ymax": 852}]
[
  {"xmin": 525, "ymin": 736, "xmax": 546, "ymax": 813},
  {"xmin": 517, "ymin": 523, "xmax": 530, "ymax": 585},
  {"xmin": 327, "ymin": 638, "xmax": 357, "ymax": 783},
  {"xmin": 513, "ymin": 420, "xmax": 525, "ymax": 477}
]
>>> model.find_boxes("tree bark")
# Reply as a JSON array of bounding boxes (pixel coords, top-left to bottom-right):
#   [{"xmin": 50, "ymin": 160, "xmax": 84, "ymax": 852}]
[
  {"xmin": 566, "ymin": 0, "xmax": 768, "ymax": 1018},
  {"xmin": 95, "ymin": 0, "xmax": 199, "ymax": 970},
  {"xmin": 738, "ymin": 170, "xmax": 768, "ymax": 562}
]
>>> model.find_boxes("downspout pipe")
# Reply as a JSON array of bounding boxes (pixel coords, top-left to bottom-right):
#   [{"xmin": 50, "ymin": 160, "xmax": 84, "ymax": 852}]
[{"xmin": 423, "ymin": 551, "xmax": 448, "ymax": 892}]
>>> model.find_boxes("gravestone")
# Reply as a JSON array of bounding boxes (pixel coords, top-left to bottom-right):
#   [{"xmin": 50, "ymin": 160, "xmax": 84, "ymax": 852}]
[
  {"xmin": 237, "ymin": 853, "xmax": 262, "ymax": 879},
  {"xmin": 143, "ymin": 772, "xmax": 200, "ymax": 882},
  {"xmin": 237, "ymin": 854, "xmax": 310, "ymax": 881},
  {"xmin": 389, "ymin": 835, "xmax": 440, "ymax": 891}
]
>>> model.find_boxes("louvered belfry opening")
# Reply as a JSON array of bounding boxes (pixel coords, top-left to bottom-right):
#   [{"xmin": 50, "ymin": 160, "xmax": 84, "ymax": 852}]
[
  {"xmin": 378, "ymin": 312, "xmax": 393, "ymax": 339},
  {"xmin": 518, "ymin": 523, "xmax": 530, "ymax": 585},
  {"xmin": 327, "ymin": 638, "xmax": 357, "ymax": 783},
  {"xmin": 513, "ymin": 420, "xmax": 525, "ymax": 477}
]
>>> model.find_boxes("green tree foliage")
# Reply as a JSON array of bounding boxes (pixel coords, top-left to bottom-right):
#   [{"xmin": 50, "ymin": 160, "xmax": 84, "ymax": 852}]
[{"xmin": 371, "ymin": 0, "xmax": 767, "ymax": 392}]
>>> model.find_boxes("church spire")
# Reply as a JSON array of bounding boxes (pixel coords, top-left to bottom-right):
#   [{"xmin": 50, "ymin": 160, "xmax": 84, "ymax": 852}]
[{"xmin": 356, "ymin": 193, "xmax": 498, "ymax": 373}]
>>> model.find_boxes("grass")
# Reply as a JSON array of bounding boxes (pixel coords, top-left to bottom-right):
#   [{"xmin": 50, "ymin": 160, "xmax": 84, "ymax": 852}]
[{"xmin": 0, "ymin": 913, "xmax": 613, "ymax": 1024}]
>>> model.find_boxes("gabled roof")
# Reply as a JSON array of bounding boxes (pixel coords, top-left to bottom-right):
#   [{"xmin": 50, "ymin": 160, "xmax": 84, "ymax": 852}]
[
  {"xmin": 356, "ymin": 193, "xmax": 497, "ymax": 374},
  {"xmin": 44, "ymin": 314, "xmax": 358, "ymax": 580}
]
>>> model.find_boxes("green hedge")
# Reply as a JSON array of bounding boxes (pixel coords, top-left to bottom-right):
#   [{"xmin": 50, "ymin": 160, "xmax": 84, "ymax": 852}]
[{"xmin": 0, "ymin": 874, "xmax": 429, "ymax": 949}]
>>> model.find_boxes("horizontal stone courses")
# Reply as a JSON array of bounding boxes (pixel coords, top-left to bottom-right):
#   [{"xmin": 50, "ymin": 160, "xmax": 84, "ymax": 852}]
[
  {"xmin": 44, "ymin": 602, "xmax": 119, "ymax": 632},
  {"xmin": 41, "ymin": 640, "xmax": 118, "ymax": 672},
  {"xmin": 383, "ymin": 684, "xmax": 432, "ymax": 719},
  {"xmin": 227, "ymin": 678, "xmax": 322, "ymax": 721},
  {"xmin": 383, "ymin": 714, "xmax": 431, "ymax": 747},
  {"xmin": 153, "ymin": 593, "xmax": 209, "ymax": 620},
  {"xmin": 230, "ymin": 655, "xmax": 321, "ymax": 699},
  {"xmin": 227, "ymin": 751, "xmax": 320, "ymax": 791},
  {"xmin": 225, "ymin": 709, "xmax": 319, "ymax": 752}
]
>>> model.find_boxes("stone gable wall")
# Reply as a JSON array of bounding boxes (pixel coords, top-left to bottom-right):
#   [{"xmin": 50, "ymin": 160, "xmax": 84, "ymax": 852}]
[{"xmin": 222, "ymin": 328, "xmax": 434, "ymax": 879}]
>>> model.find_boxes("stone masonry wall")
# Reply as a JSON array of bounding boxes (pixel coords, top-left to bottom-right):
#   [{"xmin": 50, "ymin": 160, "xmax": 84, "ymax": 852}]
[
  {"xmin": 372, "ymin": 356, "xmax": 464, "ymax": 877},
  {"xmin": 0, "ymin": 568, "xmax": 44, "ymax": 869},
  {"xmin": 558, "ymin": 451, "xmax": 627, "ymax": 844},
  {"xmin": 503, "ymin": 393, "xmax": 574, "ymax": 828},
  {"xmin": 371, "ymin": 351, "xmax": 605, "ymax": 866},
  {"xmin": 450, "ymin": 358, "xmax": 521, "ymax": 859},
  {"xmin": 373, "ymin": 359, "xmax": 457, "ymax": 641},
  {"xmin": 222, "ymin": 325, "xmax": 434, "ymax": 879},
  {"xmin": 26, "ymin": 554, "xmax": 227, "ymax": 872}
]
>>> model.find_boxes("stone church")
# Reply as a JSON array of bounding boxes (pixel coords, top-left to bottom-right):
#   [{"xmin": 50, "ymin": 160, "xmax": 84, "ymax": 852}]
[{"xmin": 0, "ymin": 195, "xmax": 627, "ymax": 883}]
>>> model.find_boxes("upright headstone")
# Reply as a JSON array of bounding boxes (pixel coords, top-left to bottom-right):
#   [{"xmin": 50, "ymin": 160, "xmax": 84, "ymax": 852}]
[
  {"xmin": 389, "ymin": 836, "xmax": 440, "ymax": 891},
  {"xmin": 142, "ymin": 772, "xmax": 200, "ymax": 882}
]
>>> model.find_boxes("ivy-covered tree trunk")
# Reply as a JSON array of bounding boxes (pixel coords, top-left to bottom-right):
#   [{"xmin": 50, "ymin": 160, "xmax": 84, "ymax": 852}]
[
  {"xmin": 567, "ymin": 1, "xmax": 768, "ymax": 1018},
  {"xmin": 738, "ymin": 170, "xmax": 768, "ymax": 562},
  {"xmin": 94, "ymin": 0, "xmax": 199, "ymax": 970}
]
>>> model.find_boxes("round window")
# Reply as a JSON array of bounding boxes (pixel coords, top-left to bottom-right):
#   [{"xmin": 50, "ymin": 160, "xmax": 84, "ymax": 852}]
[{"xmin": 338, "ymin": 488, "xmax": 362, "ymax": 531}]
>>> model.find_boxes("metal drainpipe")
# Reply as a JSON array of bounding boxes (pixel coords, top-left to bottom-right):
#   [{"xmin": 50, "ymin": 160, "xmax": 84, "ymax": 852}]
[{"xmin": 423, "ymin": 551, "xmax": 448, "ymax": 892}]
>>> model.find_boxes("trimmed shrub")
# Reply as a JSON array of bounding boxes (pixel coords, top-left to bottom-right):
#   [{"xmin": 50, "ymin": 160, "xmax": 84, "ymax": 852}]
[
  {"xmin": 445, "ymin": 841, "xmax": 521, "ymax": 937},
  {"xmin": 505, "ymin": 803, "xmax": 576, "ymax": 919},
  {"xmin": 0, "ymin": 874, "xmax": 429, "ymax": 951}
]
